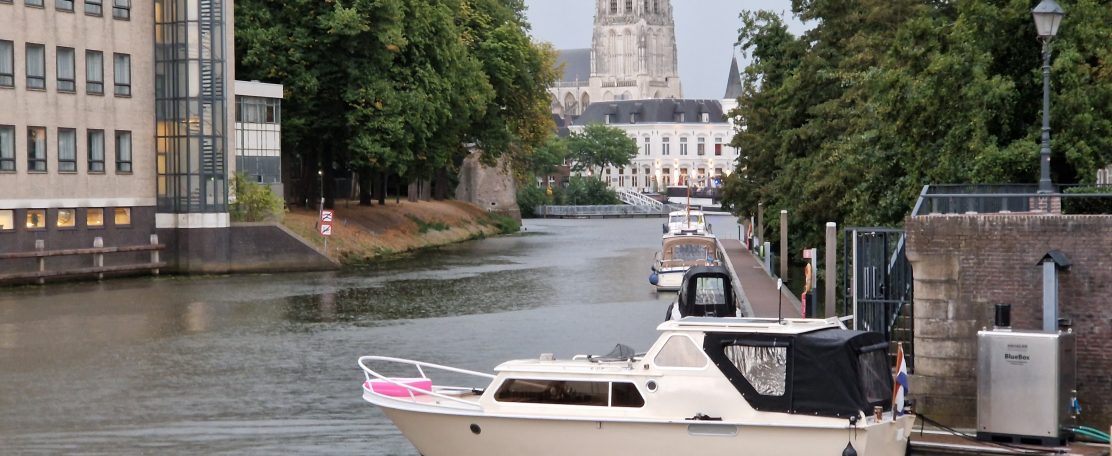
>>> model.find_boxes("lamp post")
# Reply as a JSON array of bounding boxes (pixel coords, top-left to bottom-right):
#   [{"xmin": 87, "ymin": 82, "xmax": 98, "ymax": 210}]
[
  {"xmin": 1033, "ymin": 0, "xmax": 1064, "ymax": 194},
  {"xmin": 318, "ymin": 169, "xmax": 324, "ymax": 220}
]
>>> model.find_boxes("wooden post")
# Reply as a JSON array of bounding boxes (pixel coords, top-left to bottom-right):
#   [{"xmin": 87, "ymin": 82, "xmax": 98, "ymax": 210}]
[
  {"xmin": 93, "ymin": 237, "xmax": 104, "ymax": 280},
  {"xmin": 756, "ymin": 203, "xmax": 764, "ymax": 247},
  {"xmin": 779, "ymin": 210, "xmax": 788, "ymax": 280},
  {"xmin": 150, "ymin": 234, "xmax": 160, "ymax": 276},
  {"xmin": 825, "ymin": 222, "xmax": 837, "ymax": 318},
  {"xmin": 35, "ymin": 240, "xmax": 45, "ymax": 285}
]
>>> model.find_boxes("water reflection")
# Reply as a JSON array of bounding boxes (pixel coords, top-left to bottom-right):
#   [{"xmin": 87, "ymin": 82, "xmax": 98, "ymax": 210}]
[{"xmin": 0, "ymin": 217, "xmax": 737, "ymax": 454}]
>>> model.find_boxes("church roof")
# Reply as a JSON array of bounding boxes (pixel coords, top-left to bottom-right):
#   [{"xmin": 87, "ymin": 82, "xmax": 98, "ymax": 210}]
[
  {"xmin": 556, "ymin": 49, "xmax": 592, "ymax": 83},
  {"xmin": 723, "ymin": 56, "xmax": 743, "ymax": 100},
  {"xmin": 573, "ymin": 99, "xmax": 727, "ymax": 126}
]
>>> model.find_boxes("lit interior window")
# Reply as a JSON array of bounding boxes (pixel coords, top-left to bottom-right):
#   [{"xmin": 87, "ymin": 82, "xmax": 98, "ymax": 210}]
[
  {"xmin": 87, "ymin": 208, "xmax": 104, "ymax": 227},
  {"xmin": 26, "ymin": 209, "xmax": 46, "ymax": 229},
  {"xmin": 113, "ymin": 207, "xmax": 131, "ymax": 226},
  {"xmin": 0, "ymin": 210, "xmax": 13, "ymax": 230},
  {"xmin": 56, "ymin": 208, "xmax": 76, "ymax": 228}
]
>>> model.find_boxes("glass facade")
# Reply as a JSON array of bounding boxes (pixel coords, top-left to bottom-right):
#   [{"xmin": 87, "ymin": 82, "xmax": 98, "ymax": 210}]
[{"xmin": 155, "ymin": 0, "xmax": 228, "ymax": 213}]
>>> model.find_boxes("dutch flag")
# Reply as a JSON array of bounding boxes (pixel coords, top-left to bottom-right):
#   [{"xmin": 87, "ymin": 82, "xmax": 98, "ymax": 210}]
[{"xmin": 892, "ymin": 342, "xmax": 909, "ymax": 417}]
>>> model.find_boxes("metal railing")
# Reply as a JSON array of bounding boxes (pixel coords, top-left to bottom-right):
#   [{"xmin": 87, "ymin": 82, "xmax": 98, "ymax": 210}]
[
  {"xmin": 616, "ymin": 188, "xmax": 665, "ymax": 211},
  {"xmin": 537, "ymin": 205, "xmax": 670, "ymax": 217}
]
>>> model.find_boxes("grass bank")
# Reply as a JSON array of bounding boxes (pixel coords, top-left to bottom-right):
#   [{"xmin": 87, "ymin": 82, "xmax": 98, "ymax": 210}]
[{"xmin": 283, "ymin": 200, "xmax": 519, "ymax": 264}]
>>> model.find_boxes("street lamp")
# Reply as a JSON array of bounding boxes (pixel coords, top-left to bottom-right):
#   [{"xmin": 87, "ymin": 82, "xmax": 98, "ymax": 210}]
[{"xmin": 1033, "ymin": 0, "xmax": 1064, "ymax": 194}]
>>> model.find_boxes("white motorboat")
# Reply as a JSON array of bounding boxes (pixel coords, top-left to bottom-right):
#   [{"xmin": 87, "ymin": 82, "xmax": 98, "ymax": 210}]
[
  {"xmin": 663, "ymin": 209, "xmax": 711, "ymax": 235},
  {"xmin": 358, "ymin": 318, "xmax": 915, "ymax": 456},
  {"xmin": 650, "ymin": 233, "xmax": 719, "ymax": 291}
]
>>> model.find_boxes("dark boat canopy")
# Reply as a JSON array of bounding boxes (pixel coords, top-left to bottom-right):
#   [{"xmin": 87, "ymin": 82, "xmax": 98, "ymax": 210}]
[
  {"xmin": 703, "ymin": 328, "xmax": 893, "ymax": 418},
  {"xmin": 673, "ymin": 266, "xmax": 735, "ymax": 318}
]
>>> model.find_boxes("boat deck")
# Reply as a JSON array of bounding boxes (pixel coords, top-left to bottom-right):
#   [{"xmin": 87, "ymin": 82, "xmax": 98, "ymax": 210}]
[{"xmin": 911, "ymin": 429, "xmax": 1109, "ymax": 455}]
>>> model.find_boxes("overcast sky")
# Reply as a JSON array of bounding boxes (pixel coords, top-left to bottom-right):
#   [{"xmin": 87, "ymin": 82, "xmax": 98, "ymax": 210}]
[{"xmin": 523, "ymin": 0, "xmax": 805, "ymax": 100}]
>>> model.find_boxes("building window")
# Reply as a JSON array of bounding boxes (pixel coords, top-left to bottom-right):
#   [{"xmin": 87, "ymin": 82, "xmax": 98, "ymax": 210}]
[
  {"xmin": 715, "ymin": 138, "xmax": 723, "ymax": 156},
  {"xmin": 56, "ymin": 209, "xmax": 76, "ymax": 228},
  {"xmin": 643, "ymin": 0, "xmax": 648, "ymax": 12},
  {"xmin": 604, "ymin": 114, "xmax": 611, "ymax": 125},
  {"xmin": 609, "ymin": 0, "xmax": 616, "ymax": 14},
  {"xmin": 115, "ymin": 130, "xmax": 131, "ymax": 172},
  {"xmin": 0, "ymin": 210, "xmax": 13, "ymax": 231},
  {"xmin": 86, "ymin": 50, "xmax": 103, "ymax": 94},
  {"xmin": 26, "ymin": 209, "xmax": 46, "ymax": 230},
  {"xmin": 697, "ymin": 137, "xmax": 706, "ymax": 156},
  {"xmin": 58, "ymin": 128, "xmax": 77, "ymax": 172},
  {"xmin": 27, "ymin": 127, "xmax": 46, "ymax": 172},
  {"xmin": 674, "ymin": 112, "xmax": 685, "ymax": 123},
  {"xmin": 26, "ymin": 0, "xmax": 43, "ymax": 6},
  {"xmin": 643, "ymin": 137, "xmax": 650, "ymax": 155},
  {"xmin": 55, "ymin": 0, "xmax": 73, "ymax": 11},
  {"xmin": 113, "ymin": 53, "xmax": 130, "ymax": 96},
  {"xmin": 701, "ymin": 112, "xmax": 710, "ymax": 123},
  {"xmin": 85, "ymin": 0, "xmax": 101, "ymax": 15},
  {"xmin": 653, "ymin": 0, "xmax": 659, "ymax": 13},
  {"xmin": 113, "ymin": 207, "xmax": 131, "ymax": 226},
  {"xmin": 0, "ymin": 125, "xmax": 13, "ymax": 171},
  {"xmin": 111, "ymin": 0, "xmax": 128, "ymax": 19},
  {"xmin": 26, "ymin": 44, "xmax": 46, "ymax": 90},
  {"xmin": 625, "ymin": 0, "xmax": 632, "ymax": 13},
  {"xmin": 56, "ymin": 47, "xmax": 76, "ymax": 92},
  {"xmin": 87, "ymin": 129, "xmax": 104, "ymax": 172},
  {"xmin": 0, "ymin": 40, "xmax": 13, "ymax": 88},
  {"xmin": 661, "ymin": 137, "xmax": 670, "ymax": 156},
  {"xmin": 630, "ymin": 113, "xmax": 636, "ymax": 124},
  {"xmin": 679, "ymin": 137, "xmax": 688, "ymax": 156},
  {"xmin": 86, "ymin": 208, "xmax": 104, "ymax": 227}
]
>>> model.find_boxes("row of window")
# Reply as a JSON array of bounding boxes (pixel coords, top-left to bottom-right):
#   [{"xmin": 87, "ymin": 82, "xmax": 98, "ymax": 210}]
[
  {"xmin": 0, "ymin": 125, "xmax": 131, "ymax": 173},
  {"xmin": 642, "ymin": 136, "xmax": 732, "ymax": 157},
  {"xmin": 0, "ymin": 40, "xmax": 131, "ymax": 96},
  {"xmin": 608, "ymin": 0, "xmax": 659, "ymax": 15},
  {"xmin": 1, "ymin": 0, "xmax": 131, "ymax": 19},
  {"xmin": 235, "ymin": 96, "xmax": 281, "ymax": 124},
  {"xmin": 603, "ymin": 112, "xmax": 712, "ymax": 125},
  {"xmin": 606, "ymin": 167, "xmax": 726, "ymax": 176},
  {"xmin": 0, "ymin": 207, "xmax": 131, "ymax": 231}
]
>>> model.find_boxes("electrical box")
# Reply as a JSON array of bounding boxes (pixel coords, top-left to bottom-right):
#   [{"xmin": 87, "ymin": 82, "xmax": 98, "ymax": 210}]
[{"xmin": 976, "ymin": 330, "xmax": 1075, "ymax": 446}]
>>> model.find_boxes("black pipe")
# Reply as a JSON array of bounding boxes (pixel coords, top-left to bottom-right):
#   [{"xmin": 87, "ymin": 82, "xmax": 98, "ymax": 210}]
[{"xmin": 994, "ymin": 304, "xmax": 1011, "ymax": 329}]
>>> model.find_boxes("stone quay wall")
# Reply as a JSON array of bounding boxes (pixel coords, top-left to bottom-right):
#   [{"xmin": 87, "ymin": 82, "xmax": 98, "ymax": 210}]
[{"xmin": 906, "ymin": 214, "xmax": 1112, "ymax": 429}]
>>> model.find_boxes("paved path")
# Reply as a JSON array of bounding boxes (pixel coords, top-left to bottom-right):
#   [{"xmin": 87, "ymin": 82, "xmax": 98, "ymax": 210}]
[{"xmin": 720, "ymin": 239, "xmax": 802, "ymax": 318}]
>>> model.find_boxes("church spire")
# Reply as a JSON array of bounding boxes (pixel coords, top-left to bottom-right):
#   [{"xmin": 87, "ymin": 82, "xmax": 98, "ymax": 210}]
[{"xmin": 723, "ymin": 55, "xmax": 743, "ymax": 100}]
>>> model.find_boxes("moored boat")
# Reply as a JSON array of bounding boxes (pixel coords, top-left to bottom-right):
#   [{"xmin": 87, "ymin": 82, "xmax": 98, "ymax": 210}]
[
  {"xmin": 358, "ymin": 317, "xmax": 915, "ymax": 456},
  {"xmin": 650, "ymin": 233, "xmax": 720, "ymax": 291}
]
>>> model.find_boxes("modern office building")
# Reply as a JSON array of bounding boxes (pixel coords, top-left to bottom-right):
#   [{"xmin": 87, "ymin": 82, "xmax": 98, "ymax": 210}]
[{"xmin": 0, "ymin": 0, "xmax": 237, "ymax": 274}]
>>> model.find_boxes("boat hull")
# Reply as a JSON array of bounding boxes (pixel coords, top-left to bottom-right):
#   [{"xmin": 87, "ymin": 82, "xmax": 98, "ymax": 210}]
[{"xmin": 379, "ymin": 407, "xmax": 914, "ymax": 456}]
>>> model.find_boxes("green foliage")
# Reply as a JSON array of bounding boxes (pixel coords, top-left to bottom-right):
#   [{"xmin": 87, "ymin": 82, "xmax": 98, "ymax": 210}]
[
  {"xmin": 565, "ymin": 124, "xmax": 639, "ymax": 175},
  {"xmin": 555, "ymin": 176, "xmax": 620, "ymax": 206},
  {"xmin": 231, "ymin": 173, "xmax": 285, "ymax": 222},
  {"xmin": 406, "ymin": 215, "xmax": 449, "ymax": 233},
  {"xmin": 1062, "ymin": 186, "xmax": 1112, "ymax": 214},
  {"xmin": 485, "ymin": 212, "xmax": 521, "ymax": 234},
  {"xmin": 516, "ymin": 185, "xmax": 549, "ymax": 218},
  {"xmin": 723, "ymin": 0, "xmax": 1112, "ymax": 249}
]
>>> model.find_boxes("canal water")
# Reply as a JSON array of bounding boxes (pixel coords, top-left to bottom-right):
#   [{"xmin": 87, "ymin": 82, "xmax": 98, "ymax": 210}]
[{"xmin": 0, "ymin": 216, "xmax": 740, "ymax": 455}]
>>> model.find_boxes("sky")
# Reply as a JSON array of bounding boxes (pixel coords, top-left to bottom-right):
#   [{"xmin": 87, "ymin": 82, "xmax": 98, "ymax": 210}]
[{"xmin": 523, "ymin": 0, "xmax": 806, "ymax": 100}]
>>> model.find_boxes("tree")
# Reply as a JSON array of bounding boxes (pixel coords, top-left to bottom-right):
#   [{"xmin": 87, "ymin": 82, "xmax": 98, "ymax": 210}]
[{"xmin": 565, "ymin": 124, "xmax": 639, "ymax": 177}]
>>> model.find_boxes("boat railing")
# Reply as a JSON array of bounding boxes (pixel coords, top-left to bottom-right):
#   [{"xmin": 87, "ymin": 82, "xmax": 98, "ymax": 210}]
[{"xmin": 358, "ymin": 356, "xmax": 497, "ymax": 411}]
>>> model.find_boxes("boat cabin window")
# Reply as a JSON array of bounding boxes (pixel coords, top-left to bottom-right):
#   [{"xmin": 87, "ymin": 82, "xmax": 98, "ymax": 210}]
[
  {"xmin": 694, "ymin": 277, "xmax": 727, "ymax": 306},
  {"xmin": 857, "ymin": 348, "xmax": 891, "ymax": 405},
  {"xmin": 725, "ymin": 345, "xmax": 787, "ymax": 396},
  {"xmin": 494, "ymin": 379, "xmax": 644, "ymax": 408},
  {"xmin": 653, "ymin": 335, "xmax": 707, "ymax": 368},
  {"xmin": 671, "ymin": 244, "xmax": 711, "ymax": 261}
]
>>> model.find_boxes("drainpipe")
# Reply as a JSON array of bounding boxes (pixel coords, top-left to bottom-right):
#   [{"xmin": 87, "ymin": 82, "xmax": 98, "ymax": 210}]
[{"xmin": 1038, "ymin": 250, "xmax": 1071, "ymax": 332}]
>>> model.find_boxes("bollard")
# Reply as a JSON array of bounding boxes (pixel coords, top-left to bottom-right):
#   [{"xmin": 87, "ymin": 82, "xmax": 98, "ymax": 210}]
[
  {"xmin": 779, "ymin": 210, "xmax": 788, "ymax": 280},
  {"xmin": 825, "ymin": 222, "xmax": 837, "ymax": 318},
  {"xmin": 93, "ymin": 237, "xmax": 104, "ymax": 280},
  {"xmin": 150, "ymin": 234, "xmax": 160, "ymax": 276},
  {"xmin": 35, "ymin": 240, "xmax": 45, "ymax": 285}
]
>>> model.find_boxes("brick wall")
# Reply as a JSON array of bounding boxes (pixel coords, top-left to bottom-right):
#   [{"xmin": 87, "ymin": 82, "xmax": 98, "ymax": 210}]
[{"xmin": 906, "ymin": 214, "xmax": 1112, "ymax": 429}]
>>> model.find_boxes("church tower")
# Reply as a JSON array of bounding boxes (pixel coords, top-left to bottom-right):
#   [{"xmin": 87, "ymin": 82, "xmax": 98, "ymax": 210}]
[{"xmin": 590, "ymin": 0, "xmax": 682, "ymax": 101}]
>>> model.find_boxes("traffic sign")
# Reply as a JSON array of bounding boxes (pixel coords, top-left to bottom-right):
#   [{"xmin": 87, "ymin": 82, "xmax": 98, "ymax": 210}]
[
  {"xmin": 321, "ymin": 210, "xmax": 334, "ymax": 222},
  {"xmin": 320, "ymin": 223, "xmax": 332, "ymax": 236}
]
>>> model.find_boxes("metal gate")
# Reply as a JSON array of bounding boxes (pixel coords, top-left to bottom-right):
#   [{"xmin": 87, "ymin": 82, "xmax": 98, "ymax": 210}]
[{"xmin": 843, "ymin": 228, "xmax": 914, "ymax": 371}]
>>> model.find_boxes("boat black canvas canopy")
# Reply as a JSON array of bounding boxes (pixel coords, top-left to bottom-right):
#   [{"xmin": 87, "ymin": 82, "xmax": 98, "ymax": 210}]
[
  {"xmin": 675, "ymin": 266, "xmax": 734, "ymax": 318},
  {"xmin": 703, "ymin": 328, "xmax": 892, "ymax": 418}
]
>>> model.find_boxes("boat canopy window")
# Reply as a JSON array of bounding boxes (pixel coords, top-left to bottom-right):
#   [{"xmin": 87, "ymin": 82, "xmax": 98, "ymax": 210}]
[
  {"xmin": 671, "ymin": 244, "xmax": 711, "ymax": 261},
  {"xmin": 725, "ymin": 345, "xmax": 787, "ymax": 396},
  {"xmin": 653, "ymin": 335, "xmax": 707, "ymax": 368},
  {"xmin": 704, "ymin": 329, "xmax": 893, "ymax": 418},
  {"xmin": 494, "ymin": 379, "xmax": 644, "ymax": 408},
  {"xmin": 694, "ymin": 277, "xmax": 727, "ymax": 306}
]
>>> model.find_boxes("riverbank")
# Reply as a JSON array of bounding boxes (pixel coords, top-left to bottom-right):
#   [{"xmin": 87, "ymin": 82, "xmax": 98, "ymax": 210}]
[{"xmin": 282, "ymin": 200, "xmax": 520, "ymax": 264}]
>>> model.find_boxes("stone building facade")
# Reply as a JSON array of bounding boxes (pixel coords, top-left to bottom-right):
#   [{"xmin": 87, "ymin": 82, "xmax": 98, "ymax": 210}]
[
  {"xmin": 906, "ymin": 214, "xmax": 1112, "ymax": 429},
  {"xmin": 549, "ymin": 0, "xmax": 683, "ymax": 117}
]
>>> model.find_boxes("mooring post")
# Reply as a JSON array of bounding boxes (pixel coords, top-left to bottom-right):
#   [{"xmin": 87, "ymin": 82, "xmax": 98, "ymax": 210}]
[
  {"xmin": 35, "ymin": 240, "xmax": 45, "ymax": 285},
  {"xmin": 825, "ymin": 222, "xmax": 837, "ymax": 318},
  {"xmin": 756, "ymin": 203, "xmax": 764, "ymax": 249},
  {"xmin": 93, "ymin": 237, "xmax": 104, "ymax": 280},
  {"xmin": 150, "ymin": 234, "xmax": 160, "ymax": 276},
  {"xmin": 779, "ymin": 210, "xmax": 788, "ymax": 280}
]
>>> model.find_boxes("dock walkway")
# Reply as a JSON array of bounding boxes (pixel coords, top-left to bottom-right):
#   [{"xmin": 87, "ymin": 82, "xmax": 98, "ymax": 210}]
[{"xmin": 719, "ymin": 239, "xmax": 802, "ymax": 319}]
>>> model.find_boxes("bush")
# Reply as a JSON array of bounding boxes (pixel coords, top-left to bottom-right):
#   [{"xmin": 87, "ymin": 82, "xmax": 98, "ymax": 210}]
[
  {"xmin": 1062, "ymin": 186, "xmax": 1112, "ymax": 214},
  {"xmin": 517, "ymin": 184, "xmax": 549, "ymax": 218},
  {"xmin": 231, "ymin": 173, "xmax": 285, "ymax": 222},
  {"xmin": 554, "ymin": 176, "xmax": 619, "ymax": 205}
]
